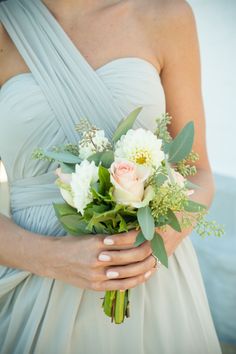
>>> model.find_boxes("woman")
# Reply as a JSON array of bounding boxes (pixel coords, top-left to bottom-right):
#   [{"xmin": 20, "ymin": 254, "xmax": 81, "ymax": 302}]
[{"xmin": 0, "ymin": 0, "xmax": 222, "ymax": 353}]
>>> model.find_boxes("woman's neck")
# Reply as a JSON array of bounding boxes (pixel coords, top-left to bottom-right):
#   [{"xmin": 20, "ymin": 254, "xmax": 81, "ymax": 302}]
[{"xmin": 42, "ymin": 0, "xmax": 123, "ymax": 16}]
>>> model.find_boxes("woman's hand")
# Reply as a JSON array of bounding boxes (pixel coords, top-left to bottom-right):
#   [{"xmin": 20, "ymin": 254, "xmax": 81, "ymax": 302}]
[{"xmin": 41, "ymin": 230, "xmax": 158, "ymax": 291}]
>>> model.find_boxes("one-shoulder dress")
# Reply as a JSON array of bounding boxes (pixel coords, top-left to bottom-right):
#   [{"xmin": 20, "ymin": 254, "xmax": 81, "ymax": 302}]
[{"xmin": 0, "ymin": 1, "xmax": 222, "ymax": 353}]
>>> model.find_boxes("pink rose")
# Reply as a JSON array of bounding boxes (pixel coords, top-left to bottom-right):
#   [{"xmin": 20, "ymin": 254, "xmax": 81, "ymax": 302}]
[
  {"xmin": 55, "ymin": 168, "xmax": 75, "ymax": 207},
  {"xmin": 55, "ymin": 168, "xmax": 72, "ymax": 184},
  {"xmin": 110, "ymin": 160, "xmax": 154, "ymax": 208},
  {"xmin": 166, "ymin": 169, "xmax": 194, "ymax": 196}
]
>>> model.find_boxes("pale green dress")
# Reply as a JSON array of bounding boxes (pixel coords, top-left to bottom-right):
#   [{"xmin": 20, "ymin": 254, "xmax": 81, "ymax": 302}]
[{"xmin": 0, "ymin": 1, "xmax": 222, "ymax": 353}]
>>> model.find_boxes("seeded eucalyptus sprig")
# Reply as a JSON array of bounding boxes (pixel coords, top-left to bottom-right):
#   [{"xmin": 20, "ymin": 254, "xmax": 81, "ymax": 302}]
[
  {"xmin": 32, "ymin": 148, "xmax": 54, "ymax": 162},
  {"xmin": 155, "ymin": 113, "xmax": 172, "ymax": 143},
  {"xmin": 176, "ymin": 151, "xmax": 199, "ymax": 177}
]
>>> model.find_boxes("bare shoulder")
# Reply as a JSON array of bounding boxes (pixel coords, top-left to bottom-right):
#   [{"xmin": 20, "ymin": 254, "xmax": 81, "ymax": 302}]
[
  {"xmin": 138, "ymin": 0, "xmax": 195, "ymax": 25},
  {"xmin": 133, "ymin": 0, "xmax": 197, "ymax": 70}
]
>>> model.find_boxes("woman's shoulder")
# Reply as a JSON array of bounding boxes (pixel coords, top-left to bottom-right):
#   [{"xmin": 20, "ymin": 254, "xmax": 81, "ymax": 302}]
[
  {"xmin": 134, "ymin": 0, "xmax": 197, "ymax": 69},
  {"xmin": 136, "ymin": 0, "xmax": 195, "ymax": 32}
]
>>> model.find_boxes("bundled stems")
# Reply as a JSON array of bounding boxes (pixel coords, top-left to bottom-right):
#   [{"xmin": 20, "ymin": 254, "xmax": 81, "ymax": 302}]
[{"xmin": 102, "ymin": 289, "xmax": 130, "ymax": 324}]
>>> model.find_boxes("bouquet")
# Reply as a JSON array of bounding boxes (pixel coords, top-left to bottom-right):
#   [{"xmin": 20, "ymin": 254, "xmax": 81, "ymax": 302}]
[{"xmin": 33, "ymin": 107, "xmax": 223, "ymax": 324}]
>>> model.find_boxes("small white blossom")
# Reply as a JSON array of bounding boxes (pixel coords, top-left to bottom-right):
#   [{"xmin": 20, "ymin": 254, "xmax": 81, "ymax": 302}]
[
  {"xmin": 79, "ymin": 129, "xmax": 111, "ymax": 159},
  {"xmin": 70, "ymin": 160, "xmax": 99, "ymax": 214}
]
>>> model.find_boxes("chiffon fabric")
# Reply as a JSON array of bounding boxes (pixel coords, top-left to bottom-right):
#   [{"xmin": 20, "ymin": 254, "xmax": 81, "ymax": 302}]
[{"xmin": 0, "ymin": 1, "xmax": 222, "ymax": 353}]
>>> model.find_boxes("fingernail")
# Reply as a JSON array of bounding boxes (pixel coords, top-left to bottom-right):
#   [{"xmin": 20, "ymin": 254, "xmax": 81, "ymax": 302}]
[
  {"xmin": 106, "ymin": 271, "xmax": 119, "ymax": 278},
  {"xmin": 98, "ymin": 254, "xmax": 111, "ymax": 262},
  {"xmin": 144, "ymin": 270, "xmax": 152, "ymax": 279},
  {"xmin": 104, "ymin": 238, "xmax": 114, "ymax": 245}
]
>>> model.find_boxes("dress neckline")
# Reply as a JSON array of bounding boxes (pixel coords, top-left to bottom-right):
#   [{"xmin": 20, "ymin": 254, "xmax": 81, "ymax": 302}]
[{"xmin": 0, "ymin": 57, "xmax": 161, "ymax": 93}]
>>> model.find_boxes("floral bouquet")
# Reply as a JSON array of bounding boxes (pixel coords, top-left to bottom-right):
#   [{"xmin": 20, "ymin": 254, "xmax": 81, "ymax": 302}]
[{"xmin": 33, "ymin": 107, "xmax": 223, "ymax": 324}]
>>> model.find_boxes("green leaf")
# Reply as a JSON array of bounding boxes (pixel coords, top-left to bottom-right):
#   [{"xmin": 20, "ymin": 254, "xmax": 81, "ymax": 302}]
[
  {"xmin": 44, "ymin": 150, "xmax": 81, "ymax": 164},
  {"xmin": 117, "ymin": 214, "xmax": 128, "ymax": 233},
  {"xmin": 100, "ymin": 150, "xmax": 114, "ymax": 168},
  {"xmin": 59, "ymin": 215, "xmax": 90, "ymax": 235},
  {"xmin": 60, "ymin": 162, "xmax": 75, "ymax": 174},
  {"xmin": 168, "ymin": 122, "xmax": 194, "ymax": 163},
  {"xmin": 134, "ymin": 231, "xmax": 146, "ymax": 247},
  {"xmin": 112, "ymin": 107, "xmax": 142, "ymax": 143},
  {"xmin": 98, "ymin": 165, "xmax": 111, "ymax": 195},
  {"xmin": 154, "ymin": 173, "xmax": 168, "ymax": 188},
  {"xmin": 167, "ymin": 209, "xmax": 182, "ymax": 232},
  {"xmin": 151, "ymin": 232, "xmax": 168, "ymax": 268},
  {"xmin": 88, "ymin": 150, "xmax": 114, "ymax": 168},
  {"xmin": 87, "ymin": 151, "xmax": 103, "ymax": 165},
  {"xmin": 184, "ymin": 200, "xmax": 206, "ymax": 213},
  {"xmin": 91, "ymin": 204, "xmax": 110, "ymax": 213},
  {"xmin": 163, "ymin": 142, "xmax": 171, "ymax": 154},
  {"xmin": 53, "ymin": 203, "xmax": 77, "ymax": 219},
  {"xmin": 137, "ymin": 206, "xmax": 155, "ymax": 240},
  {"xmin": 93, "ymin": 223, "xmax": 109, "ymax": 234}
]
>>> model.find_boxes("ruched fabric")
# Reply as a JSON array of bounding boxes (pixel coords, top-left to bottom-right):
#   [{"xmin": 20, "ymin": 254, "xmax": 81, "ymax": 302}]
[{"xmin": 0, "ymin": 1, "xmax": 222, "ymax": 353}]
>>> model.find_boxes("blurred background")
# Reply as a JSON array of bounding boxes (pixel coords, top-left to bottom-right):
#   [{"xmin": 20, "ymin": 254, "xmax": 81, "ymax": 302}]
[
  {"xmin": 188, "ymin": 1, "xmax": 236, "ymax": 353},
  {"xmin": 0, "ymin": 0, "xmax": 235, "ymax": 352}
]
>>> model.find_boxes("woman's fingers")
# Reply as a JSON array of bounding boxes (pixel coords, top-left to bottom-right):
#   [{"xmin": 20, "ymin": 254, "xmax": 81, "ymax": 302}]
[
  {"xmin": 98, "ymin": 241, "xmax": 152, "ymax": 266},
  {"xmin": 91, "ymin": 268, "xmax": 157, "ymax": 292},
  {"xmin": 105, "ymin": 254, "xmax": 157, "ymax": 279},
  {"xmin": 102, "ymin": 229, "xmax": 139, "ymax": 249}
]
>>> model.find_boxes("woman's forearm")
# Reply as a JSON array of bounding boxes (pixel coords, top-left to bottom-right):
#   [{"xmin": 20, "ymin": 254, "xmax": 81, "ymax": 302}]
[
  {"xmin": 188, "ymin": 168, "xmax": 215, "ymax": 208},
  {"xmin": 0, "ymin": 213, "xmax": 53, "ymax": 275}
]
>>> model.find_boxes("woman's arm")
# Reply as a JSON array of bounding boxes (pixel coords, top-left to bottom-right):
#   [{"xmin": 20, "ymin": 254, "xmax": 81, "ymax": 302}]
[{"xmin": 152, "ymin": 1, "xmax": 215, "ymax": 255}]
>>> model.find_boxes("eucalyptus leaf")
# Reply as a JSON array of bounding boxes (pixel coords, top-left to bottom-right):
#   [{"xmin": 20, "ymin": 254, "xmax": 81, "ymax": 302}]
[
  {"xmin": 87, "ymin": 151, "xmax": 103, "ymax": 165},
  {"xmin": 168, "ymin": 122, "xmax": 194, "ymax": 163},
  {"xmin": 137, "ymin": 206, "xmax": 155, "ymax": 240},
  {"xmin": 184, "ymin": 200, "xmax": 206, "ymax": 213},
  {"xmin": 100, "ymin": 150, "xmax": 114, "ymax": 168},
  {"xmin": 167, "ymin": 209, "xmax": 182, "ymax": 232},
  {"xmin": 155, "ymin": 173, "xmax": 168, "ymax": 188},
  {"xmin": 163, "ymin": 142, "xmax": 171, "ymax": 154},
  {"xmin": 44, "ymin": 150, "xmax": 81, "ymax": 164},
  {"xmin": 134, "ymin": 231, "xmax": 146, "ymax": 247},
  {"xmin": 112, "ymin": 107, "xmax": 142, "ymax": 143},
  {"xmin": 88, "ymin": 150, "xmax": 114, "ymax": 168},
  {"xmin": 60, "ymin": 162, "xmax": 75, "ymax": 174},
  {"xmin": 151, "ymin": 232, "xmax": 168, "ymax": 268}
]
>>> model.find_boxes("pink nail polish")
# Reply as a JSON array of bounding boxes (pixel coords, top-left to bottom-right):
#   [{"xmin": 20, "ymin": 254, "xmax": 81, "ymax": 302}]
[
  {"xmin": 144, "ymin": 270, "xmax": 152, "ymax": 279},
  {"xmin": 107, "ymin": 271, "xmax": 119, "ymax": 278},
  {"xmin": 98, "ymin": 254, "xmax": 111, "ymax": 262},
  {"xmin": 104, "ymin": 238, "xmax": 114, "ymax": 245}
]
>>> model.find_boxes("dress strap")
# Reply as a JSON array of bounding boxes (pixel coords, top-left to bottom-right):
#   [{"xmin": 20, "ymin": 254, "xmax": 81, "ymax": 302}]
[{"xmin": 0, "ymin": 0, "xmax": 123, "ymax": 142}]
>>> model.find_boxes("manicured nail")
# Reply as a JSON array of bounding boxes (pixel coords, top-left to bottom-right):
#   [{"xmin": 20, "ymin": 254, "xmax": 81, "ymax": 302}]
[
  {"xmin": 104, "ymin": 238, "xmax": 114, "ymax": 245},
  {"xmin": 106, "ymin": 271, "xmax": 119, "ymax": 278},
  {"xmin": 144, "ymin": 270, "xmax": 152, "ymax": 279},
  {"xmin": 98, "ymin": 254, "xmax": 111, "ymax": 262}
]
